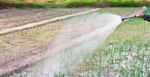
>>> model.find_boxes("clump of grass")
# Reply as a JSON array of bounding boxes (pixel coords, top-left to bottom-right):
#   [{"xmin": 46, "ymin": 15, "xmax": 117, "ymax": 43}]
[
  {"xmin": 0, "ymin": 2, "xmax": 58, "ymax": 8},
  {"xmin": 107, "ymin": 1, "xmax": 143, "ymax": 7},
  {"xmin": 61, "ymin": 0, "xmax": 100, "ymax": 8}
]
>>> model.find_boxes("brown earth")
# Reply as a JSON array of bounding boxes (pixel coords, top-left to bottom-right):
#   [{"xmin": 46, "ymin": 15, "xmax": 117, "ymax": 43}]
[{"xmin": 0, "ymin": 8, "xmax": 90, "ymax": 30}]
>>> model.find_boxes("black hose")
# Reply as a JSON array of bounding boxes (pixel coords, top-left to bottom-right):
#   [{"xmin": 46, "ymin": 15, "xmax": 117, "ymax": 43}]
[{"xmin": 121, "ymin": 14, "xmax": 136, "ymax": 21}]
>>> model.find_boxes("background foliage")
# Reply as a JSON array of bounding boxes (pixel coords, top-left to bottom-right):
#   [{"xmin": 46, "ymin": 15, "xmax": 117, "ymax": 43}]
[{"xmin": 0, "ymin": 0, "xmax": 150, "ymax": 8}]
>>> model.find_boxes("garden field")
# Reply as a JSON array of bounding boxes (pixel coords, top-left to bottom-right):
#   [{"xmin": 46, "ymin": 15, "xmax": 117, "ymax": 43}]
[
  {"xmin": 1, "ymin": 7, "xmax": 149, "ymax": 77},
  {"xmin": 1, "ymin": 0, "xmax": 150, "ymax": 76}
]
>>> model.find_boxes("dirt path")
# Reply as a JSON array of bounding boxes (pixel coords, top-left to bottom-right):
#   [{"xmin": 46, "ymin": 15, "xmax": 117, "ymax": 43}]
[{"xmin": 0, "ymin": 8, "xmax": 90, "ymax": 30}]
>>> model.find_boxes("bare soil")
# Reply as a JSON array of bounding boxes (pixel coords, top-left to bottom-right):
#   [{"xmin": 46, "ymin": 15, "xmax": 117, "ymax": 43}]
[{"xmin": 0, "ymin": 8, "xmax": 90, "ymax": 30}]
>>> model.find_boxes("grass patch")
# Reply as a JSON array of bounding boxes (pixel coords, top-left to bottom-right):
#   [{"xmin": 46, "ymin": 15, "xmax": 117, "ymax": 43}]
[
  {"xmin": 0, "ymin": 2, "xmax": 60, "ymax": 8},
  {"xmin": 107, "ymin": 1, "xmax": 143, "ymax": 7},
  {"xmin": 0, "ymin": 0, "xmax": 100, "ymax": 8},
  {"xmin": 60, "ymin": 0, "xmax": 100, "ymax": 8}
]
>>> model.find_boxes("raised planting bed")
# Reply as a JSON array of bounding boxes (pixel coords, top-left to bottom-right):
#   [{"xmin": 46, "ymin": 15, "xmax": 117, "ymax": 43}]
[{"xmin": 0, "ymin": 8, "xmax": 90, "ymax": 30}]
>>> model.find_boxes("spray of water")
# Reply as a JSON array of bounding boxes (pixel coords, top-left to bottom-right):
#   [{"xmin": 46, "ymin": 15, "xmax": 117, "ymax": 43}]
[{"xmin": 8, "ymin": 13, "xmax": 122, "ymax": 77}]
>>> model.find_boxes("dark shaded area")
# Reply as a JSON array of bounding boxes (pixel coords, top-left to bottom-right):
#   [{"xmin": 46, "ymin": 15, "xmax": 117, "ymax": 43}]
[
  {"xmin": 144, "ymin": 15, "xmax": 150, "ymax": 22},
  {"xmin": 0, "ymin": 1, "xmax": 150, "ymax": 9},
  {"xmin": 0, "ymin": 2, "xmax": 57, "ymax": 9},
  {"xmin": 60, "ymin": 1, "xmax": 102, "ymax": 8},
  {"xmin": 108, "ymin": 1, "xmax": 150, "ymax": 7},
  {"xmin": 0, "ymin": 2, "xmax": 100, "ymax": 9}
]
